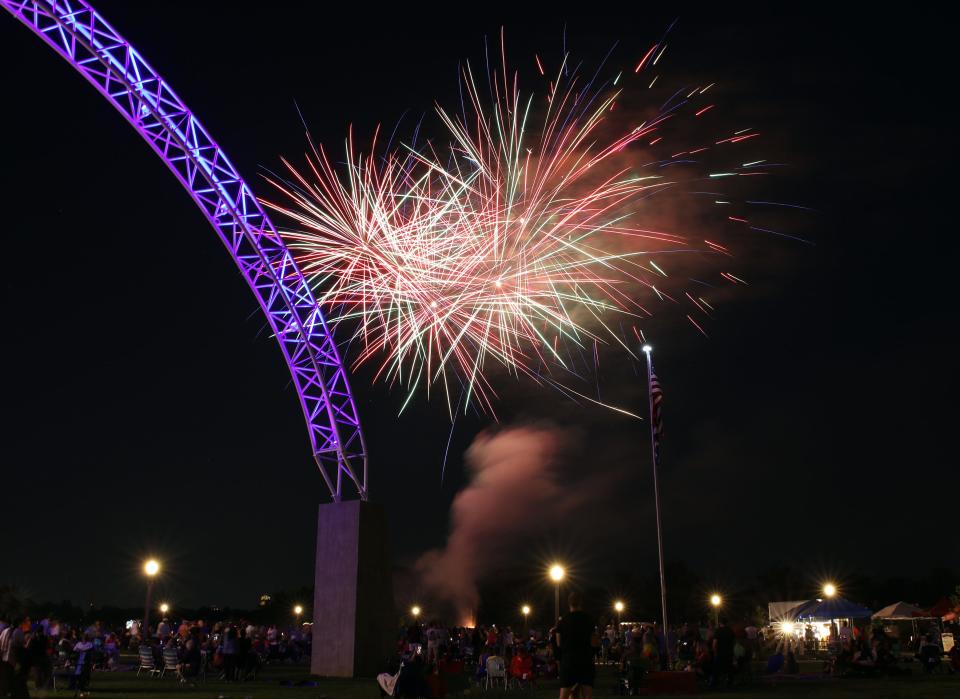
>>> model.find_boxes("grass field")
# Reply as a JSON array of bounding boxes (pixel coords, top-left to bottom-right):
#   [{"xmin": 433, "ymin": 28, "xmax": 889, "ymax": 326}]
[{"xmin": 22, "ymin": 663, "xmax": 958, "ymax": 699}]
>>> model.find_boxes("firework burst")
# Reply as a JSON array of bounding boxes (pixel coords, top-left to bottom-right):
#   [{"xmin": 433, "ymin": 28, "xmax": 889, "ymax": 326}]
[{"xmin": 263, "ymin": 31, "xmax": 785, "ymax": 415}]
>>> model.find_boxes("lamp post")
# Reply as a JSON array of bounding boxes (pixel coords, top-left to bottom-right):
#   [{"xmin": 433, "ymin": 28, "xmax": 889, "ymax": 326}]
[
  {"xmin": 549, "ymin": 564, "xmax": 565, "ymax": 623},
  {"xmin": 782, "ymin": 621, "xmax": 795, "ymax": 652},
  {"xmin": 411, "ymin": 605, "xmax": 421, "ymax": 622},
  {"xmin": 821, "ymin": 584, "xmax": 837, "ymax": 643},
  {"xmin": 522, "ymin": 605, "xmax": 531, "ymax": 631},
  {"xmin": 294, "ymin": 604, "xmax": 303, "ymax": 629},
  {"xmin": 142, "ymin": 559, "xmax": 160, "ymax": 640},
  {"xmin": 614, "ymin": 600, "xmax": 624, "ymax": 635},
  {"xmin": 710, "ymin": 594, "xmax": 722, "ymax": 626},
  {"xmin": 159, "ymin": 603, "xmax": 169, "ymax": 615}
]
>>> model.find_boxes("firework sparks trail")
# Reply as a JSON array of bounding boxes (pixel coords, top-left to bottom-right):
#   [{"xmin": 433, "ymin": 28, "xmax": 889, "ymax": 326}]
[{"xmin": 262, "ymin": 32, "xmax": 797, "ymax": 415}]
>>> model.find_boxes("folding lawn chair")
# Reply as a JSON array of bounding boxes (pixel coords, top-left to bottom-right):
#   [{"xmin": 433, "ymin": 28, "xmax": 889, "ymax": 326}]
[
  {"xmin": 485, "ymin": 656, "xmax": 507, "ymax": 690},
  {"xmin": 137, "ymin": 645, "xmax": 160, "ymax": 677},
  {"xmin": 159, "ymin": 644, "xmax": 184, "ymax": 682}
]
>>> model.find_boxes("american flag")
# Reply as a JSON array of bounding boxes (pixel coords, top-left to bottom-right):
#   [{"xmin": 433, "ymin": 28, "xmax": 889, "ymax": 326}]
[{"xmin": 650, "ymin": 364, "xmax": 664, "ymax": 467}]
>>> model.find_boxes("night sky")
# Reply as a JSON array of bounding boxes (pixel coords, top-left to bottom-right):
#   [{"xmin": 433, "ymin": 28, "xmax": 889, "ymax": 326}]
[{"xmin": 1, "ymin": 4, "xmax": 952, "ymax": 612}]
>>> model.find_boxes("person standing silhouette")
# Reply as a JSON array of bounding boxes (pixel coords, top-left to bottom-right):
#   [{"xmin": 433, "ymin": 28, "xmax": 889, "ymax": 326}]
[{"xmin": 556, "ymin": 593, "xmax": 595, "ymax": 699}]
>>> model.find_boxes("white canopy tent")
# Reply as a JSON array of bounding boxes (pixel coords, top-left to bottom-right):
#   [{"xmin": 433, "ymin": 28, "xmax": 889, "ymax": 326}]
[
  {"xmin": 768, "ymin": 600, "xmax": 807, "ymax": 623},
  {"xmin": 872, "ymin": 601, "xmax": 925, "ymax": 620},
  {"xmin": 872, "ymin": 601, "xmax": 945, "ymax": 652}
]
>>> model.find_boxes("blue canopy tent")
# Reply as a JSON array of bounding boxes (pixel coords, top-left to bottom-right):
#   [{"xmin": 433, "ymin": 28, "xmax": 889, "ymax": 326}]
[{"xmin": 786, "ymin": 598, "xmax": 874, "ymax": 621}]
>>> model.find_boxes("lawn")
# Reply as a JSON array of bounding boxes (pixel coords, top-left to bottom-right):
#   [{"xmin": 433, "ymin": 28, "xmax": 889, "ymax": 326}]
[{"xmin": 21, "ymin": 663, "xmax": 959, "ymax": 699}]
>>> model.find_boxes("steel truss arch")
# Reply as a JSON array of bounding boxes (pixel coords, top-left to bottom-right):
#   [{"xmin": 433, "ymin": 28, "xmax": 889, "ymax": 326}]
[{"xmin": 2, "ymin": 0, "xmax": 367, "ymax": 500}]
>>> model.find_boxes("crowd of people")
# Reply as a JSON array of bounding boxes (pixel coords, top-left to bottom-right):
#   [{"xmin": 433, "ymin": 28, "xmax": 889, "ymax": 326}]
[
  {"xmin": 0, "ymin": 613, "xmax": 311, "ymax": 698},
  {"xmin": 389, "ymin": 598, "xmax": 768, "ymax": 696},
  {"xmin": 384, "ymin": 595, "xmax": 960, "ymax": 697},
  {"xmin": 821, "ymin": 625, "xmax": 958, "ymax": 677},
  {"xmin": 4, "ymin": 597, "xmax": 958, "ymax": 698}
]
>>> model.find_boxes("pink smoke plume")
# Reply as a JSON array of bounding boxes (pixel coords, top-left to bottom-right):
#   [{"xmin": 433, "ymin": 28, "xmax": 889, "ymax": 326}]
[{"xmin": 415, "ymin": 425, "xmax": 581, "ymax": 623}]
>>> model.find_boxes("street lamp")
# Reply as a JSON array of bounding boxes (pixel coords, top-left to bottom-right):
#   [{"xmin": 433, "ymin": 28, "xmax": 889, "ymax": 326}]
[
  {"xmin": 142, "ymin": 558, "xmax": 160, "ymax": 639},
  {"xmin": 522, "ymin": 604, "xmax": 531, "ymax": 630},
  {"xmin": 710, "ymin": 594, "xmax": 722, "ymax": 626},
  {"xmin": 549, "ymin": 564, "xmax": 565, "ymax": 623},
  {"xmin": 614, "ymin": 600, "xmax": 624, "ymax": 633},
  {"xmin": 822, "ymin": 583, "xmax": 837, "ymax": 598},
  {"xmin": 411, "ymin": 605, "xmax": 421, "ymax": 620},
  {"xmin": 159, "ymin": 603, "xmax": 169, "ymax": 615}
]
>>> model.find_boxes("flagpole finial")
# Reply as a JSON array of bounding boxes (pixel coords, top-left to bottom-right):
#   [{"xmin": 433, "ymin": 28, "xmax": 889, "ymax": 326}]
[{"xmin": 642, "ymin": 344, "xmax": 653, "ymax": 353}]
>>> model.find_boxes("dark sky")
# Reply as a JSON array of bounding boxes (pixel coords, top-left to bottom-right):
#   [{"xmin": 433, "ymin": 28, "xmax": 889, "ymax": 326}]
[{"xmin": 1, "ymin": 4, "xmax": 952, "ymax": 611}]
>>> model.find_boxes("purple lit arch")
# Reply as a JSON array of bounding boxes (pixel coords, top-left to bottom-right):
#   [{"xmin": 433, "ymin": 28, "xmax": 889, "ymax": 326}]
[{"xmin": 3, "ymin": 0, "xmax": 368, "ymax": 500}]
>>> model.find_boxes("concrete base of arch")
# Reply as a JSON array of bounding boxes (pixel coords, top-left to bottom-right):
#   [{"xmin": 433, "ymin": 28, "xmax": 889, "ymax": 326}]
[{"xmin": 310, "ymin": 500, "xmax": 396, "ymax": 677}]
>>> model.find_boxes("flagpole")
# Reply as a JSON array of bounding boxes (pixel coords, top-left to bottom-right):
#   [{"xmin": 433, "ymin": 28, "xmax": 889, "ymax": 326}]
[{"xmin": 643, "ymin": 344, "xmax": 671, "ymax": 666}]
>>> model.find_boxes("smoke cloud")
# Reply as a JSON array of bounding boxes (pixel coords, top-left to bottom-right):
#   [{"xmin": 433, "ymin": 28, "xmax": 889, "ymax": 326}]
[{"xmin": 415, "ymin": 424, "xmax": 583, "ymax": 623}]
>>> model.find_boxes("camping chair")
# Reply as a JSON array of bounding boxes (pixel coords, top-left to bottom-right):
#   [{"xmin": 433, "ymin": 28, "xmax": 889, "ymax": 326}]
[
  {"xmin": 510, "ymin": 670, "xmax": 536, "ymax": 691},
  {"xmin": 160, "ymin": 644, "xmax": 184, "ymax": 682},
  {"xmin": 377, "ymin": 662, "xmax": 402, "ymax": 698},
  {"xmin": 440, "ymin": 659, "xmax": 470, "ymax": 696},
  {"xmin": 485, "ymin": 656, "xmax": 506, "ymax": 690},
  {"xmin": 137, "ymin": 645, "xmax": 160, "ymax": 677},
  {"xmin": 507, "ymin": 655, "xmax": 535, "ymax": 691}
]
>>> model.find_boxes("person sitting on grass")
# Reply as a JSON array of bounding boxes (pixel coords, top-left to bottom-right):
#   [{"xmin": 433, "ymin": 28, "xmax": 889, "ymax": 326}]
[
  {"xmin": 852, "ymin": 639, "xmax": 877, "ymax": 674},
  {"xmin": 873, "ymin": 634, "xmax": 901, "ymax": 674}
]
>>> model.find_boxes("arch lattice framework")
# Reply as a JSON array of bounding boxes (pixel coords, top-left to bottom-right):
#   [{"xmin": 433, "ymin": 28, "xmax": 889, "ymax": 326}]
[{"xmin": 3, "ymin": 0, "xmax": 368, "ymax": 501}]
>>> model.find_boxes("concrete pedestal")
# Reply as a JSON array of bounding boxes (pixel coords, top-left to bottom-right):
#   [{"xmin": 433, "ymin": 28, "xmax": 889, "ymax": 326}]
[{"xmin": 311, "ymin": 500, "xmax": 395, "ymax": 678}]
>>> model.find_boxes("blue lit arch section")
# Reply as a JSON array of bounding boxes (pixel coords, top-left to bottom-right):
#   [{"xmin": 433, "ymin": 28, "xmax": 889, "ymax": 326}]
[{"xmin": 3, "ymin": 0, "xmax": 368, "ymax": 500}]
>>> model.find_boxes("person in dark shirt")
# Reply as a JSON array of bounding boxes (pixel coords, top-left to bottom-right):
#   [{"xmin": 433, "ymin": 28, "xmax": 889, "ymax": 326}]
[
  {"xmin": 28, "ymin": 626, "xmax": 51, "ymax": 689},
  {"xmin": 556, "ymin": 592, "xmax": 595, "ymax": 699},
  {"xmin": 236, "ymin": 626, "xmax": 251, "ymax": 680},
  {"xmin": 710, "ymin": 617, "xmax": 735, "ymax": 688}
]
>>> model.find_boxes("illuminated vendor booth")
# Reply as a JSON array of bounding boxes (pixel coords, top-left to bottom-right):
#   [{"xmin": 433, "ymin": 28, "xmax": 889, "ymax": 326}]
[{"xmin": 781, "ymin": 597, "xmax": 873, "ymax": 651}]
